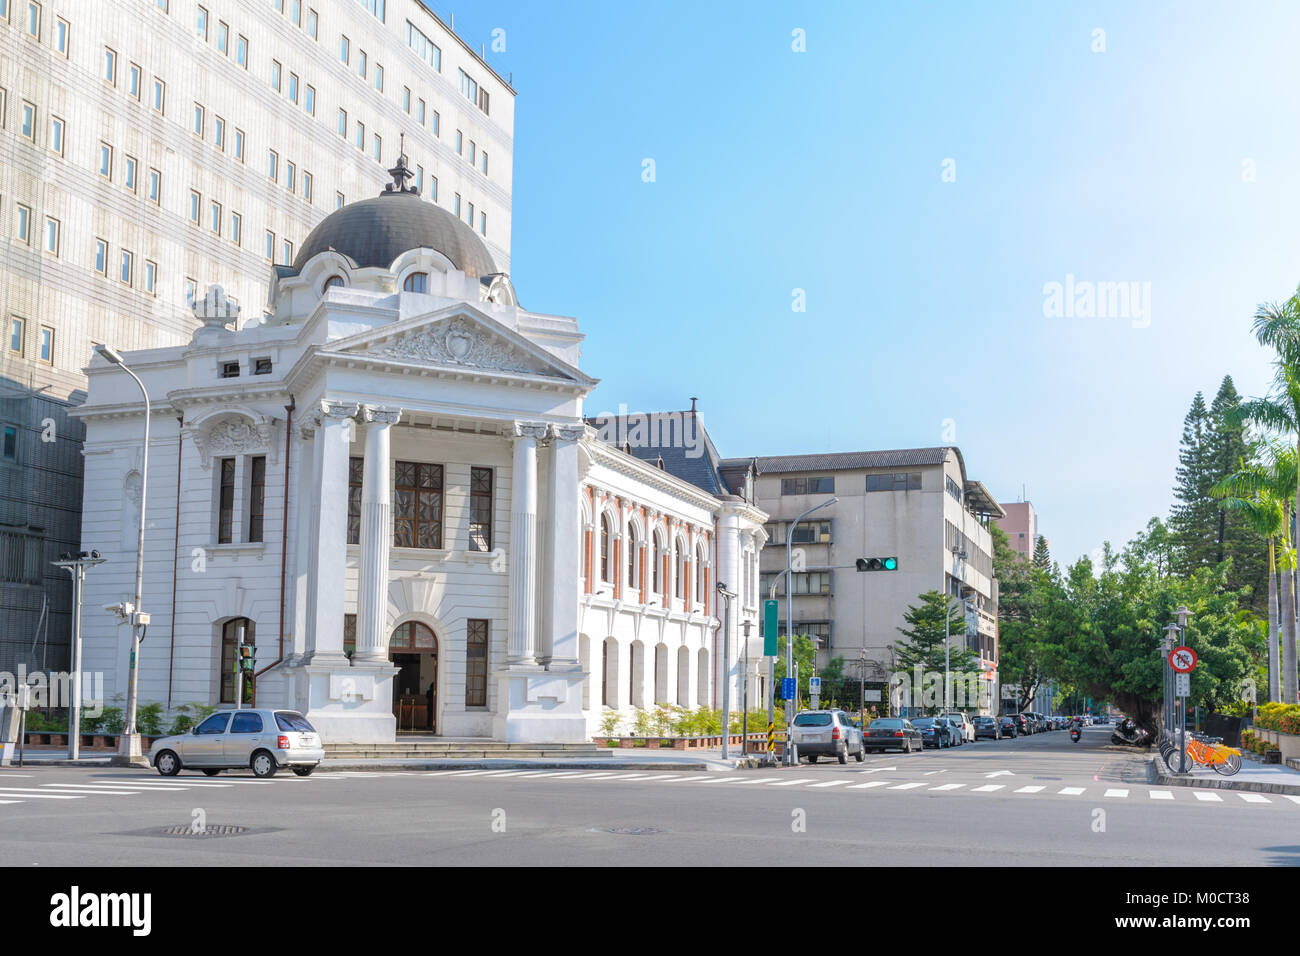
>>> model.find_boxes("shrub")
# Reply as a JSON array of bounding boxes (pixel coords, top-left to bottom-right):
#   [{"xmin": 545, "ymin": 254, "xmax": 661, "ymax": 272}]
[
  {"xmin": 651, "ymin": 704, "xmax": 678, "ymax": 737},
  {"xmin": 598, "ymin": 709, "xmax": 623, "ymax": 737},
  {"xmin": 136, "ymin": 702, "xmax": 165, "ymax": 736},
  {"xmin": 167, "ymin": 702, "xmax": 214, "ymax": 736},
  {"xmin": 631, "ymin": 708, "xmax": 655, "ymax": 737}
]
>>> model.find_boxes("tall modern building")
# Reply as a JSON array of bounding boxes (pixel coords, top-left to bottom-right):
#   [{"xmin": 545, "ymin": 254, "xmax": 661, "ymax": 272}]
[
  {"xmin": 995, "ymin": 501, "xmax": 1039, "ymax": 563},
  {"xmin": 727, "ymin": 447, "xmax": 1005, "ymax": 714},
  {"xmin": 0, "ymin": 0, "xmax": 511, "ymax": 673}
]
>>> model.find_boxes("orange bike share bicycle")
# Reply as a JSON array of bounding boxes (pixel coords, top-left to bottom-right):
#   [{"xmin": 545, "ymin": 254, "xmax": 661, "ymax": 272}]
[{"xmin": 1162, "ymin": 731, "xmax": 1242, "ymax": 776}]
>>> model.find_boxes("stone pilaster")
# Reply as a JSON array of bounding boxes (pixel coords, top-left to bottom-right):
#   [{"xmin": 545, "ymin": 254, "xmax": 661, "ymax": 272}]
[{"xmin": 354, "ymin": 404, "xmax": 402, "ymax": 664}]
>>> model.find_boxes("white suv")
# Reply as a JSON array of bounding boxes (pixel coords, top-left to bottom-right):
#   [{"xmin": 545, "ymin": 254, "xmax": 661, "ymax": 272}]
[{"xmin": 941, "ymin": 712, "xmax": 976, "ymax": 743}]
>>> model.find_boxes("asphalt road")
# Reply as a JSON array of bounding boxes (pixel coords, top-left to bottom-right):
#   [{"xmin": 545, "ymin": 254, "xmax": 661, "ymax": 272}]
[{"xmin": 2, "ymin": 726, "xmax": 1296, "ymax": 866}]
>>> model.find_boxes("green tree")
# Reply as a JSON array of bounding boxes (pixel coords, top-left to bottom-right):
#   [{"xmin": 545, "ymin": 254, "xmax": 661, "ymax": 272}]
[
  {"xmin": 892, "ymin": 590, "xmax": 979, "ymax": 712},
  {"xmin": 1170, "ymin": 391, "xmax": 1218, "ymax": 573},
  {"xmin": 1207, "ymin": 376, "xmax": 1267, "ymax": 609},
  {"xmin": 774, "ymin": 634, "xmax": 817, "ymax": 709},
  {"xmin": 1032, "ymin": 535, "xmax": 1051, "ymax": 571},
  {"xmin": 993, "ymin": 524, "xmax": 1052, "ymax": 712}
]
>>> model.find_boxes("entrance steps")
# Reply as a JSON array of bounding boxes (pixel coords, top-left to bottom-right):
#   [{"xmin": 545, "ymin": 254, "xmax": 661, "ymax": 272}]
[{"xmin": 323, "ymin": 738, "xmax": 611, "ymax": 760}]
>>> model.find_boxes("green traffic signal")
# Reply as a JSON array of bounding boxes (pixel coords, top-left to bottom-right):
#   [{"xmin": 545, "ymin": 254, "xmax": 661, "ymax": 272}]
[{"xmin": 856, "ymin": 557, "xmax": 899, "ymax": 572}]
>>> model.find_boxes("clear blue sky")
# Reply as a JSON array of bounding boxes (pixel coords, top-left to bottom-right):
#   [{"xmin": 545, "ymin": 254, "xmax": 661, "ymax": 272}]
[{"xmin": 448, "ymin": 0, "xmax": 1300, "ymax": 567}]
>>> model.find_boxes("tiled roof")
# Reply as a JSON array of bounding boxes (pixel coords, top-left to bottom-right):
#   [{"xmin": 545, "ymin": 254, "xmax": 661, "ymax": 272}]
[
  {"xmin": 719, "ymin": 447, "xmax": 957, "ymax": 474},
  {"xmin": 585, "ymin": 411, "xmax": 729, "ymax": 497}
]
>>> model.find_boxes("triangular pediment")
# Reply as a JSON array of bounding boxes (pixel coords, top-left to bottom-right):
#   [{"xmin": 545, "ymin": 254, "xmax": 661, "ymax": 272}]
[{"xmin": 323, "ymin": 307, "xmax": 591, "ymax": 385}]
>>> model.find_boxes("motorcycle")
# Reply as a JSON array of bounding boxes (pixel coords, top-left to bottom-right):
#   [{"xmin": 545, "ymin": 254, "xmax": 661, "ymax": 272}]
[
  {"xmin": 1110, "ymin": 718, "xmax": 1153, "ymax": 747},
  {"xmin": 1070, "ymin": 724, "xmax": 1082, "ymax": 743}
]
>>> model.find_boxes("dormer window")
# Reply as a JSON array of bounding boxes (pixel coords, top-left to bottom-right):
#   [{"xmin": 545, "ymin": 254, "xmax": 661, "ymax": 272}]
[
  {"xmin": 403, "ymin": 272, "xmax": 428, "ymax": 293},
  {"xmin": 220, "ymin": 361, "xmax": 240, "ymax": 378},
  {"xmin": 322, "ymin": 275, "xmax": 343, "ymax": 293}
]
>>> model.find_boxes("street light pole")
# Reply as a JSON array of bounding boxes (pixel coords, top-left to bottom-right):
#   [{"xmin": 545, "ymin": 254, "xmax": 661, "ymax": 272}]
[
  {"xmin": 52, "ymin": 551, "xmax": 106, "ymax": 761},
  {"xmin": 96, "ymin": 344, "xmax": 151, "ymax": 767},
  {"xmin": 717, "ymin": 583, "xmax": 736, "ymax": 759},
  {"xmin": 742, "ymin": 620, "xmax": 752, "ymax": 754},
  {"xmin": 784, "ymin": 496, "xmax": 838, "ymax": 765},
  {"xmin": 945, "ymin": 546, "xmax": 967, "ymax": 712}
]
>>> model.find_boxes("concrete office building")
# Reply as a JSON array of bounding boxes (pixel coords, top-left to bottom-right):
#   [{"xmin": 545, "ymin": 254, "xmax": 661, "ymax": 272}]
[
  {"xmin": 995, "ymin": 500, "xmax": 1039, "ymax": 563},
  {"xmin": 726, "ymin": 448, "xmax": 1005, "ymax": 714},
  {"xmin": 0, "ymin": 0, "xmax": 510, "ymax": 673}
]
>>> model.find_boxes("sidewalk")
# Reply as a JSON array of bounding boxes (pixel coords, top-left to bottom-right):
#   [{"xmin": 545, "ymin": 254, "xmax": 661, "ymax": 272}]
[{"xmin": 1149, "ymin": 749, "xmax": 1300, "ymax": 794}]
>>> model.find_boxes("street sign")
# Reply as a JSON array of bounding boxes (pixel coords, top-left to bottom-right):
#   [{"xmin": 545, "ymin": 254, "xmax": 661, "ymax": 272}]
[
  {"xmin": 809, "ymin": 677, "xmax": 821, "ymax": 694},
  {"xmin": 1169, "ymin": 646, "xmax": 1197, "ymax": 673},
  {"xmin": 1175, "ymin": 673, "xmax": 1190, "ymax": 697},
  {"xmin": 763, "ymin": 600, "xmax": 779, "ymax": 656},
  {"xmin": 781, "ymin": 678, "xmax": 795, "ymax": 701}
]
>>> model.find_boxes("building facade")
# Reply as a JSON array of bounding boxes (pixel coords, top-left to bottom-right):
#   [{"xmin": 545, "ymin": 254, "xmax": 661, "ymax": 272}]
[
  {"xmin": 74, "ymin": 175, "xmax": 765, "ymax": 742},
  {"xmin": 728, "ymin": 448, "xmax": 1005, "ymax": 714},
  {"xmin": 995, "ymin": 500, "xmax": 1038, "ymax": 562},
  {"xmin": 0, "ymin": 0, "xmax": 511, "ymax": 675}
]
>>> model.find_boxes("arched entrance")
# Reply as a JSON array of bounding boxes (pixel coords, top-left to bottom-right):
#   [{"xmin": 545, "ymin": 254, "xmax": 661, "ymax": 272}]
[{"xmin": 390, "ymin": 621, "xmax": 438, "ymax": 733}]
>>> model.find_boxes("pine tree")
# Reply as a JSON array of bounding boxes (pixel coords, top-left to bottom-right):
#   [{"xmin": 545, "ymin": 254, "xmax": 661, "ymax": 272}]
[
  {"xmin": 1207, "ymin": 376, "xmax": 1268, "ymax": 612},
  {"xmin": 1032, "ymin": 535, "xmax": 1051, "ymax": 571},
  {"xmin": 1170, "ymin": 391, "xmax": 1219, "ymax": 572}
]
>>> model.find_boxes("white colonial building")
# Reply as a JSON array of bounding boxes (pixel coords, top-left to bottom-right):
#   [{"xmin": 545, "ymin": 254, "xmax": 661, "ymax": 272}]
[{"xmin": 75, "ymin": 162, "xmax": 765, "ymax": 743}]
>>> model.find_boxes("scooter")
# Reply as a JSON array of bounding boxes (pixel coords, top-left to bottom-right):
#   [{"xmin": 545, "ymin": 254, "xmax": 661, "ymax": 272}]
[
  {"xmin": 1070, "ymin": 725, "xmax": 1082, "ymax": 743},
  {"xmin": 1110, "ymin": 718, "xmax": 1153, "ymax": 747}
]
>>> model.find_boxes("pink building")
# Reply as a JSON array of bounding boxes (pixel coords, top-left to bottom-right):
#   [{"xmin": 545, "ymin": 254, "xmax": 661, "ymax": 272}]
[{"xmin": 996, "ymin": 502, "xmax": 1038, "ymax": 562}]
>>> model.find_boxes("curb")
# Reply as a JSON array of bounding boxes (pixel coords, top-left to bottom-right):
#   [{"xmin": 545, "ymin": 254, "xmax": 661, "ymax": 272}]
[
  {"xmin": 1147, "ymin": 752, "xmax": 1300, "ymax": 795},
  {"xmin": 320, "ymin": 759, "xmax": 721, "ymax": 772}
]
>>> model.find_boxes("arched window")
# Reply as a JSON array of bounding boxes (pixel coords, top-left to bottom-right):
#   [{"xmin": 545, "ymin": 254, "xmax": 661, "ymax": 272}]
[
  {"xmin": 627, "ymin": 524, "xmax": 639, "ymax": 591},
  {"xmin": 696, "ymin": 546, "xmax": 707, "ymax": 605},
  {"xmin": 220, "ymin": 617, "xmax": 255, "ymax": 704},
  {"xmin": 652, "ymin": 531, "xmax": 663, "ymax": 595},
  {"xmin": 599, "ymin": 513, "xmax": 612, "ymax": 583},
  {"xmin": 675, "ymin": 537, "xmax": 687, "ymax": 601},
  {"xmin": 403, "ymin": 271, "xmax": 428, "ymax": 293},
  {"xmin": 322, "ymin": 275, "xmax": 343, "ymax": 293}
]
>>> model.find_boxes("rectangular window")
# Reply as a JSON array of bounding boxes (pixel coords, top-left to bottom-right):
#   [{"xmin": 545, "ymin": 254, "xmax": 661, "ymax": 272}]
[
  {"xmin": 417, "ymin": 100, "xmax": 426, "ymax": 126},
  {"xmin": 304, "ymin": 85, "xmax": 315, "ymax": 115},
  {"xmin": 148, "ymin": 167, "xmax": 161, "ymax": 203},
  {"xmin": 220, "ymin": 360, "xmax": 239, "ymax": 379},
  {"xmin": 54, "ymin": 15, "xmax": 66, "ymax": 54},
  {"xmin": 99, "ymin": 142, "xmax": 112, "ymax": 178},
  {"xmin": 217, "ymin": 20, "xmax": 228, "ymax": 53},
  {"xmin": 480, "ymin": 211, "xmax": 486, "ymax": 236},
  {"xmin": 236, "ymin": 35, "xmax": 248, "ymax": 68},
  {"xmin": 355, "ymin": 121, "xmax": 364, "ymax": 150},
  {"xmin": 264, "ymin": 230, "xmax": 274, "ymax": 261},
  {"xmin": 790, "ymin": 571, "xmax": 833, "ymax": 596},
  {"xmin": 375, "ymin": 63, "xmax": 383, "ymax": 92},
  {"xmin": 209, "ymin": 200, "xmax": 221, "ymax": 234},
  {"xmin": 185, "ymin": 278, "xmax": 197, "ymax": 305},
  {"xmin": 405, "ymin": 21, "xmax": 440, "ymax": 70},
  {"xmin": 482, "ymin": 150, "xmax": 488, "ymax": 176},
  {"xmin": 453, "ymin": 193, "xmax": 460, "ymax": 217},
  {"xmin": 145, "ymin": 260, "xmax": 157, "ymax": 293},
  {"xmin": 230, "ymin": 211, "xmax": 241, "ymax": 245},
  {"xmin": 429, "ymin": 176, "xmax": 437, "ymax": 202},
  {"xmin": 289, "ymin": 0, "xmax": 300, "ymax": 26},
  {"xmin": 21, "ymin": 100, "xmax": 35, "ymax": 140},
  {"xmin": 307, "ymin": 8, "xmax": 317, "ymax": 39},
  {"xmin": 780, "ymin": 476, "xmax": 835, "ymax": 495},
  {"xmin": 403, "ymin": 86, "xmax": 410, "ymax": 113},
  {"xmin": 247, "ymin": 456, "xmax": 266, "ymax": 543},
  {"xmin": 43, "ymin": 216, "xmax": 58, "ymax": 255},
  {"xmin": 347, "ymin": 456, "xmax": 362, "ymax": 544},
  {"xmin": 455, "ymin": 129, "xmax": 462, "ymax": 155},
  {"xmin": 128, "ymin": 63, "xmax": 141, "ymax": 99},
  {"xmin": 94, "ymin": 239, "xmax": 107, "ymax": 274},
  {"xmin": 288, "ymin": 72, "xmax": 298, "ymax": 104},
  {"xmin": 393, "ymin": 461, "xmax": 443, "ymax": 549},
  {"xmin": 267, "ymin": 149, "xmax": 278, "ymax": 181},
  {"xmin": 372, "ymin": 133, "xmax": 381, "ymax": 162},
  {"xmin": 38, "ymin": 326, "xmax": 52, "ymax": 364},
  {"xmin": 124, "ymin": 156, "xmax": 137, "ymax": 191},
  {"xmin": 152, "ymin": 77, "xmax": 165, "ymax": 113},
  {"xmin": 196, "ymin": 5, "xmax": 207, "ymax": 39},
  {"xmin": 253, "ymin": 358, "xmax": 271, "ymax": 374},
  {"xmin": 358, "ymin": 49, "xmax": 367, "ymax": 79},
  {"xmin": 337, "ymin": 108, "xmax": 347, "ymax": 138},
  {"xmin": 303, "ymin": 171, "xmax": 312, "ymax": 203},
  {"xmin": 339, "ymin": 34, "xmax": 349, "ymax": 65},
  {"xmin": 119, "ymin": 250, "xmax": 132, "ymax": 285},
  {"xmin": 467, "ymin": 201, "xmax": 474, "ymax": 226},
  {"xmin": 1, "ymin": 425, "xmax": 16, "ymax": 462},
  {"xmin": 458, "ymin": 69, "xmax": 478, "ymax": 107},
  {"xmin": 469, "ymin": 467, "xmax": 493, "ymax": 551},
  {"xmin": 24, "ymin": 0, "xmax": 37, "ymax": 37},
  {"xmin": 362, "ymin": 0, "xmax": 385, "ymax": 22},
  {"xmin": 415, "ymin": 165, "xmax": 423, "ymax": 194},
  {"xmin": 286, "ymin": 161, "xmax": 296, "ymax": 192},
  {"xmin": 281, "ymin": 238, "xmax": 292, "ymax": 265},
  {"xmin": 866, "ymin": 472, "xmax": 923, "ymax": 492},
  {"xmin": 234, "ymin": 128, "xmax": 245, "ymax": 162},
  {"xmin": 49, "ymin": 115, "xmax": 63, "ymax": 155},
  {"xmin": 214, "ymin": 116, "xmax": 225, "ymax": 150},
  {"xmin": 15, "ymin": 204, "xmax": 31, "ymax": 243},
  {"xmin": 193, "ymin": 102, "xmax": 204, "ymax": 136},
  {"xmin": 466, "ymin": 620, "xmax": 488, "ymax": 707},
  {"xmin": 469, "ymin": 140, "xmax": 475, "ymax": 166},
  {"xmin": 217, "ymin": 458, "xmax": 236, "ymax": 544},
  {"xmin": 9, "ymin": 317, "xmax": 23, "ymax": 354},
  {"xmin": 189, "ymin": 189, "xmax": 200, "ymax": 223},
  {"xmin": 335, "ymin": 191, "xmax": 345, "ymax": 210},
  {"xmin": 271, "ymin": 60, "xmax": 281, "ymax": 92}
]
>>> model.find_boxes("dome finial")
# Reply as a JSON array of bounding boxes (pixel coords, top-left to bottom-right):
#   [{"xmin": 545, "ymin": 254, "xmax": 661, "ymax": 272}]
[{"xmin": 384, "ymin": 134, "xmax": 417, "ymax": 195}]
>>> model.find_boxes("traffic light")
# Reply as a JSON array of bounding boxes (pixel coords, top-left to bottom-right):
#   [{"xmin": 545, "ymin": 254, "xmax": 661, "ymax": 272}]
[
  {"xmin": 239, "ymin": 644, "xmax": 256, "ymax": 672},
  {"xmin": 856, "ymin": 557, "xmax": 899, "ymax": 572}
]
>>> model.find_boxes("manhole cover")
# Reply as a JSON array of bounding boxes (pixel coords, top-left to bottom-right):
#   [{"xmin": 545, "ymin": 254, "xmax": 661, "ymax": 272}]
[
  {"xmin": 158, "ymin": 825, "xmax": 249, "ymax": 838},
  {"xmin": 591, "ymin": 826, "xmax": 665, "ymax": 836}
]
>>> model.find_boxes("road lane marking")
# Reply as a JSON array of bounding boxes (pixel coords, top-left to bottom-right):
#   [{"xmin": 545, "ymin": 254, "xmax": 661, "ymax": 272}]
[
  {"xmin": 0, "ymin": 800, "xmax": 20, "ymax": 804},
  {"xmin": 848, "ymin": 781, "xmax": 891, "ymax": 789},
  {"xmin": 971, "ymin": 785, "xmax": 1004, "ymax": 792},
  {"xmin": 33, "ymin": 787, "xmax": 140, "ymax": 796},
  {"xmin": 888, "ymin": 782, "xmax": 926, "ymax": 790},
  {"xmin": 930, "ymin": 784, "xmax": 965, "ymax": 791},
  {"xmin": 1014, "ymin": 786, "xmax": 1045, "ymax": 794},
  {"xmin": 859, "ymin": 767, "xmax": 897, "ymax": 774},
  {"xmin": 1284, "ymin": 795, "xmax": 1300, "ymax": 805},
  {"xmin": 1103, "ymin": 789, "xmax": 1129, "ymax": 798},
  {"xmin": 0, "ymin": 790, "xmax": 85, "ymax": 799},
  {"xmin": 1149, "ymin": 790, "xmax": 1175, "ymax": 800},
  {"xmin": 808, "ymin": 780, "xmax": 852, "ymax": 788},
  {"xmin": 719, "ymin": 777, "xmax": 782, "ymax": 785},
  {"xmin": 1058, "ymin": 787, "xmax": 1086, "ymax": 795},
  {"xmin": 769, "ymin": 779, "xmax": 816, "ymax": 787},
  {"xmin": 56, "ymin": 782, "xmax": 208, "ymax": 790},
  {"xmin": 1237, "ymin": 793, "xmax": 1271, "ymax": 804},
  {"xmin": 541, "ymin": 771, "xmax": 599, "ymax": 778},
  {"xmin": 1193, "ymin": 792, "xmax": 1223, "ymax": 802}
]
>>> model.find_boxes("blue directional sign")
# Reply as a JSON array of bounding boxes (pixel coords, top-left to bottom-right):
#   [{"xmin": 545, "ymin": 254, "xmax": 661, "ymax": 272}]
[{"xmin": 782, "ymin": 678, "xmax": 796, "ymax": 701}]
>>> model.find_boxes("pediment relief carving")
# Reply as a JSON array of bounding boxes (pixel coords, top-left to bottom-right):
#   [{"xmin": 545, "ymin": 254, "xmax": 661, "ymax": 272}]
[
  {"xmin": 185, "ymin": 412, "xmax": 280, "ymax": 469},
  {"xmin": 357, "ymin": 316, "xmax": 568, "ymax": 379}
]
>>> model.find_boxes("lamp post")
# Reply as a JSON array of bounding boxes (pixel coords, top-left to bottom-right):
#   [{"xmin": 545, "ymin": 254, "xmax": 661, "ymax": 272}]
[
  {"xmin": 741, "ymin": 620, "xmax": 752, "ymax": 754},
  {"xmin": 717, "ymin": 583, "xmax": 736, "ymax": 759},
  {"xmin": 95, "ymin": 344, "xmax": 151, "ymax": 767},
  {"xmin": 945, "ymin": 546, "xmax": 967, "ymax": 712},
  {"xmin": 1175, "ymin": 605, "xmax": 1191, "ymax": 774},
  {"xmin": 51, "ymin": 551, "xmax": 106, "ymax": 760},
  {"xmin": 784, "ymin": 496, "xmax": 838, "ymax": 765}
]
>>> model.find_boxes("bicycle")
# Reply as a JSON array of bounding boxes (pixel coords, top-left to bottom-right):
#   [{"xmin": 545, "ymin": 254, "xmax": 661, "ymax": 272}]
[{"xmin": 1175, "ymin": 732, "xmax": 1243, "ymax": 776}]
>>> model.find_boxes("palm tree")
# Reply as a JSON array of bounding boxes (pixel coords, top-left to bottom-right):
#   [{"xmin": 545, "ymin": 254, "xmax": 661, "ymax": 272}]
[
  {"xmin": 1212, "ymin": 447, "xmax": 1295, "ymax": 702},
  {"xmin": 1244, "ymin": 287, "xmax": 1300, "ymax": 703}
]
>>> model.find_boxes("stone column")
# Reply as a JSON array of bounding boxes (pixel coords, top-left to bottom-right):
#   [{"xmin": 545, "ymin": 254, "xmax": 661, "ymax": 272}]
[
  {"xmin": 306, "ymin": 400, "xmax": 357, "ymax": 662},
  {"xmin": 354, "ymin": 404, "xmax": 402, "ymax": 663},
  {"xmin": 508, "ymin": 422, "xmax": 548, "ymax": 663},
  {"xmin": 546, "ymin": 424, "xmax": 584, "ymax": 666}
]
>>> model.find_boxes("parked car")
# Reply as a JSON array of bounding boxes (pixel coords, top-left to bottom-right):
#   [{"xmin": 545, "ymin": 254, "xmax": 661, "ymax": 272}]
[
  {"xmin": 973, "ymin": 715, "xmax": 1002, "ymax": 740},
  {"xmin": 864, "ymin": 717, "xmax": 925, "ymax": 753},
  {"xmin": 1009, "ymin": 713, "xmax": 1031, "ymax": 736},
  {"xmin": 998, "ymin": 715, "xmax": 1019, "ymax": 738},
  {"xmin": 790, "ymin": 709, "xmax": 865, "ymax": 764},
  {"xmin": 149, "ymin": 708, "xmax": 325, "ymax": 778},
  {"xmin": 911, "ymin": 716, "xmax": 959, "ymax": 749},
  {"xmin": 941, "ymin": 712, "xmax": 976, "ymax": 743}
]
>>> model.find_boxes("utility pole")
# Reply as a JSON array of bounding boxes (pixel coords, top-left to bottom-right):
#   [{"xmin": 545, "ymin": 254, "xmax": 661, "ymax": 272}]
[
  {"xmin": 52, "ymin": 551, "xmax": 107, "ymax": 760},
  {"xmin": 717, "ymin": 583, "xmax": 735, "ymax": 759},
  {"xmin": 784, "ymin": 497, "xmax": 838, "ymax": 765}
]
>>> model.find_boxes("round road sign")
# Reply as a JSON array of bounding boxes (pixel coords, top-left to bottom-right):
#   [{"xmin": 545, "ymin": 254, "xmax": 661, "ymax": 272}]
[{"xmin": 1169, "ymin": 646, "xmax": 1197, "ymax": 673}]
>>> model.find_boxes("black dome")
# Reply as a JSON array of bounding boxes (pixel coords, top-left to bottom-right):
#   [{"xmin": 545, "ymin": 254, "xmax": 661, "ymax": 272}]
[{"xmin": 291, "ymin": 189, "xmax": 498, "ymax": 278}]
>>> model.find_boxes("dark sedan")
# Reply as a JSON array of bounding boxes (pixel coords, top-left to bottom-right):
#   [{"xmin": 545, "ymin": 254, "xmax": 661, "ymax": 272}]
[
  {"xmin": 911, "ymin": 717, "xmax": 958, "ymax": 749},
  {"xmin": 1009, "ymin": 714, "xmax": 1031, "ymax": 736},
  {"xmin": 998, "ymin": 715, "xmax": 1019, "ymax": 738},
  {"xmin": 863, "ymin": 717, "xmax": 924, "ymax": 754},
  {"xmin": 973, "ymin": 715, "xmax": 1002, "ymax": 740}
]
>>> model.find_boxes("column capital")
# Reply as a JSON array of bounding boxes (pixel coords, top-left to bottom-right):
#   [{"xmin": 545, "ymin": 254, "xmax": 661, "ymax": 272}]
[
  {"xmin": 296, "ymin": 421, "xmax": 317, "ymax": 441},
  {"xmin": 549, "ymin": 423, "xmax": 585, "ymax": 444},
  {"xmin": 320, "ymin": 400, "xmax": 359, "ymax": 421},
  {"xmin": 513, "ymin": 421, "xmax": 550, "ymax": 442},
  {"xmin": 360, "ymin": 404, "xmax": 403, "ymax": 426}
]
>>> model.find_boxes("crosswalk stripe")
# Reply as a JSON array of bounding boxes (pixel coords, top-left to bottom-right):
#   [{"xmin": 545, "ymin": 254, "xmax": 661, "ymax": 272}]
[
  {"xmin": 889, "ymin": 782, "xmax": 926, "ymax": 790},
  {"xmin": 33, "ymin": 787, "xmax": 140, "ymax": 796},
  {"xmin": 595, "ymin": 773, "xmax": 657, "ymax": 780},
  {"xmin": 971, "ymin": 785, "xmax": 1004, "ymax": 792},
  {"xmin": 1103, "ymin": 788, "xmax": 1129, "ymax": 798},
  {"xmin": 540, "ymin": 771, "xmax": 596, "ymax": 779},
  {"xmin": 1058, "ymin": 787, "xmax": 1086, "ymax": 795},
  {"xmin": 0, "ymin": 800, "xmax": 20, "ymax": 804},
  {"xmin": 808, "ymin": 780, "xmax": 851, "ymax": 788},
  {"xmin": 769, "ymin": 779, "xmax": 816, "ymax": 787},
  {"xmin": 1014, "ymin": 786, "xmax": 1045, "ymax": 794},
  {"xmin": 50, "ymin": 782, "xmax": 203, "ymax": 790},
  {"xmin": 1284, "ymin": 795, "xmax": 1300, "ymax": 805},
  {"xmin": 930, "ymin": 784, "xmax": 965, "ymax": 791},
  {"xmin": 1237, "ymin": 793, "xmax": 1271, "ymax": 804},
  {"xmin": 1150, "ymin": 790, "xmax": 1175, "ymax": 800},
  {"xmin": 554, "ymin": 772, "xmax": 618, "ymax": 780},
  {"xmin": 848, "ymin": 781, "xmax": 891, "ymax": 789},
  {"xmin": 1193, "ymin": 792, "xmax": 1223, "ymax": 802},
  {"xmin": 720, "ymin": 777, "xmax": 782, "ymax": 785},
  {"xmin": 0, "ymin": 791, "xmax": 84, "ymax": 799}
]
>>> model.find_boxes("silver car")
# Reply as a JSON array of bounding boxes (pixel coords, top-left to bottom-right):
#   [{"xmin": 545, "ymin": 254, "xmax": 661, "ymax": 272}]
[{"xmin": 148, "ymin": 708, "xmax": 325, "ymax": 778}]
